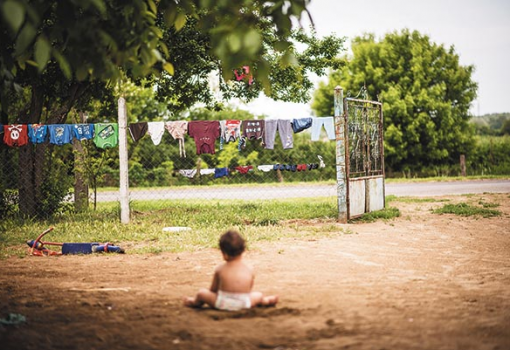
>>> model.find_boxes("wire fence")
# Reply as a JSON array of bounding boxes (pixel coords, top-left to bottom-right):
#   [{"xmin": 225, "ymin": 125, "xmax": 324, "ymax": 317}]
[{"xmin": 0, "ymin": 120, "xmax": 339, "ymax": 220}]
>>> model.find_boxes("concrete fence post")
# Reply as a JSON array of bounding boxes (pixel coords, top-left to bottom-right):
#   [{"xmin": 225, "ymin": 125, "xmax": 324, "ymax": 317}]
[
  {"xmin": 118, "ymin": 97, "xmax": 130, "ymax": 224},
  {"xmin": 334, "ymin": 86, "xmax": 348, "ymax": 223}
]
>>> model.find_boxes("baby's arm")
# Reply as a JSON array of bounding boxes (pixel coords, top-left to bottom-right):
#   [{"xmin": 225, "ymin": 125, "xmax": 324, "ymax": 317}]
[
  {"xmin": 209, "ymin": 268, "xmax": 220, "ymax": 293},
  {"xmin": 249, "ymin": 264, "xmax": 255, "ymax": 289}
]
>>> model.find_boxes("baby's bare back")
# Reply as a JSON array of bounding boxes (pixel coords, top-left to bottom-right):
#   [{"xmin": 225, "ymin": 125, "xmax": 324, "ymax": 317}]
[{"xmin": 217, "ymin": 260, "xmax": 254, "ymax": 293}]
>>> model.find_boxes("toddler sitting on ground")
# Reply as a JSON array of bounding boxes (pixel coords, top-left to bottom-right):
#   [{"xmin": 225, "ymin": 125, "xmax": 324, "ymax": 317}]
[{"xmin": 183, "ymin": 229, "xmax": 278, "ymax": 311}]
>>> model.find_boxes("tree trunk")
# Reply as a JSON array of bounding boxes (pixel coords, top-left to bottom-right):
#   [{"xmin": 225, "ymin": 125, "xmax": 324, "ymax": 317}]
[
  {"xmin": 18, "ymin": 86, "xmax": 43, "ymax": 217},
  {"xmin": 276, "ymin": 168, "xmax": 284, "ymax": 183},
  {"xmin": 18, "ymin": 82, "xmax": 88, "ymax": 217},
  {"xmin": 18, "ymin": 146, "xmax": 36, "ymax": 216},
  {"xmin": 460, "ymin": 154, "xmax": 466, "ymax": 177},
  {"xmin": 73, "ymin": 112, "xmax": 89, "ymax": 212}
]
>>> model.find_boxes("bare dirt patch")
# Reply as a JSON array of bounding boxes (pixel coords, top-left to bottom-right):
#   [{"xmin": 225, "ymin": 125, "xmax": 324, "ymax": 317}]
[{"xmin": 1, "ymin": 193, "xmax": 509, "ymax": 350}]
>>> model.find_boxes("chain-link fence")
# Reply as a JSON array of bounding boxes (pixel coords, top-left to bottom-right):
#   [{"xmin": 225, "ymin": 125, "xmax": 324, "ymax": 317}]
[
  {"xmin": 122, "ymin": 121, "xmax": 337, "ymax": 204},
  {"xmin": 0, "ymin": 120, "xmax": 338, "ymax": 220}
]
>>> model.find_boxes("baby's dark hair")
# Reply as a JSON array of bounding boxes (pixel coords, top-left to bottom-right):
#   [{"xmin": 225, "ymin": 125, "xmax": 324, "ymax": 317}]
[{"xmin": 219, "ymin": 229, "xmax": 246, "ymax": 257}]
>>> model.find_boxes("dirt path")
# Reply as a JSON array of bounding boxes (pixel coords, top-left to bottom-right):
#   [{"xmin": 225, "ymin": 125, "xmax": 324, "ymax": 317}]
[{"xmin": 1, "ymin": 193, "xmax": 509, "ymax": 350}]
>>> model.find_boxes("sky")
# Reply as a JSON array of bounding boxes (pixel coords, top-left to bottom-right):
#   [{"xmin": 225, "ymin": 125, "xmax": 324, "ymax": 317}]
[{"xmin": 244, "ymin": 0, "xmax": 510, "ymax": 118}]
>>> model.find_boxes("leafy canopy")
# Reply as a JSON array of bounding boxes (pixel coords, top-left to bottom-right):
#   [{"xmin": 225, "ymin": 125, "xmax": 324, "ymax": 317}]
[
  {"xmin": 312, "ymin": 29, "xmax": 478, "ymax": 173},
  {"xmin": 1, "ymin": 0, "xmax": 345, "ymax": 118},
  {"xmin": 1, "ymin": 0, "xmax": 314, "ymax": 89}
]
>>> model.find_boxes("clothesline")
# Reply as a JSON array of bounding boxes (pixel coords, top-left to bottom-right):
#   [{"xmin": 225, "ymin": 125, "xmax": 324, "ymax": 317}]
[
  {"xmin": 129, "ymin": 117, "xmax": 336, "ymax": 157},
  {"xmin": 178, "ymin": 155, "xmax": 326, "ymax": 179},
  {"xmin": 0, "ymin": 123, "xmax": 118, "ymax": 149},
  {"xmin": 1, "ymin": 117, "xmax": 336, "ymax": 156}
]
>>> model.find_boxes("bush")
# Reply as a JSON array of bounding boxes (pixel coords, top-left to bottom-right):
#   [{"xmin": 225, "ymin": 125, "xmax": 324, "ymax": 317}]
[
  {"xmin": 0, "ymin": 189, "xmax": 19, "ymax": 218},
  {"xmin": 37, "ymin": 158, "xmax": 74, "ymax": 218}
]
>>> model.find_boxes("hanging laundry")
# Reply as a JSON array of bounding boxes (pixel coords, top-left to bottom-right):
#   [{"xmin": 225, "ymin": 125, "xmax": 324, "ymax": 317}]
[
  {"xmin": 297, "ymin": 164, "xmax": 308, "ymax": 171},
  {"xmin": 235, "ymin": 165, "xmax": 253, "ymax": 174},
  {"xmin": 311, "ymin": 117, "xmax": 335, "ymax": 141},
  {"xmin": 73, "ymin": 124, "xmax": 94, "ymax": 141},
  {"xmin": 165, "ymin": 121, "xmax": 188, "ymax": 158},
  {"xmin": 242, "ymin": 120, "xmax": 264, "ymax": 140},
  {"xmin": 94, "ymin": 123, "xmax": 118, "ymax": 149},
  {"xmin": 219, "ymin": 120, "xmax": 241, "ymax": 150},
  {"xmin": 48, "ymin": 124, "xmax": 73, "ymax": 145},
  {"xmin": 291, "ymin": 117, "xmax": 313, "ymax": 133},
  {"xmin": 28, "ymin": 124, "xmax": 48, "ymax": 144},
  {"xmin": 264, "ymin": 119, "xmax": 293, "ymax": 150},
  {"xmin": 4, "ymin": 124, "xmax": 28, "ymax": 147},
  {"xmin": 178, "ymin": 169, "xmax": 197, "ymax": 179},
  {"xmin": 256, "ymin": 165, "xmax": 273, "ymax": 172},
  {"xmin": 188, "ymin": 120, "xmax": 220, "ymax": 155},
  {"xmin": 199, "ymin": 168, "xmax": 215, "ymax": 176},
  {"xmin": 237, "ymin": 137, "xmax": 246, "ymax": 151},
  {"xmin": 147, "ymin": 121, "xmax": 165, "ymax": 145},
  {"xmin": 318, "ymin": 155, "xmax": 326, "ymax": 168},
  {"xmin": 233, "ymin": 66, "xmax": 254, "ymax": 85},
  {"xmin": 239, "ymin": 119, "xmax": 265, "ymax": 150},
  {"xmin": 128, "ymin": 122, "xmax": 148, "ymax": 142},
  {"xmin": 214, "ymin": 167, "xmax": 229, "ymax": 178},
  {"xmin": 279, "ymin": 164, "xmax": 297, "ymax": 171}
]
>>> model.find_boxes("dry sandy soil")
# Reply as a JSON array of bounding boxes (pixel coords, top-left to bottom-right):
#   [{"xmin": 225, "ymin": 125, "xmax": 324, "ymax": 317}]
[{"xmin": 1, "ymin": 193, "xmax": 509, "ymax": 350}]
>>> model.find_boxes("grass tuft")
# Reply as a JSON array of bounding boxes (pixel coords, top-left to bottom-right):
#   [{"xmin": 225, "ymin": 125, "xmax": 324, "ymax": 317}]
[
  {"xmin": 391, "ymin": 197, "xmax": 450, "ymax": 204},
  {"xmin": 351, "ymin": 207, "xmax": 401, "ymax": 223},
  {"xmin": 478, "ymin": 201, "xmax": 500, "ymax": 208},
  {"xmin": 432, "ymin": 203, "xmax": 501, "ymax": 218}
]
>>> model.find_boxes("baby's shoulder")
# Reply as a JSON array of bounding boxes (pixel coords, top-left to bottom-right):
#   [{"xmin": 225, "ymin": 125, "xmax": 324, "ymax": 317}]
[
  {"xmin": 239, "ymin": 261, "xmax": 255, "ymax": 276},
  {"xmin": 243, "ymin": 261, "xmax": 254, "ymax": 270},
  {"xmin": 215, "ymin": 262, "xmax": 227, "ymax": 272}
]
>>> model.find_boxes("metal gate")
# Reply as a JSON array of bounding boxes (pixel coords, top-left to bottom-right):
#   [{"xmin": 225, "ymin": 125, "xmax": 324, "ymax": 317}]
[
  {"xmin": 334, "ymin": 86, "xmax": 385, "ymax": 221},
  {"xmin": 344, "ymin": 97, "xmax": 385, "ymax": 218}
]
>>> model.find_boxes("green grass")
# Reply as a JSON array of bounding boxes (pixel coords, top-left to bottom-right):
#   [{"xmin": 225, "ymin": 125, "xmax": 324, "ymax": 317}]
[
  {"xmin": 0, "ymin": 197, "xmax": 342, "ymax": 258},
  {"xmin": 432, "ymin": 203, "xmax": 501, "ymax": 218},
  {"xmin": 478, "ymin": 201, "xmax": 500, "ymax": 208},
  {"xmin": 6, "ymin": 190, "xmax": 500, "ymax": 258},
  {"xmin": 386, "ymin": 195, "xmax": 450, "ymax": 204},
  {"xmin": 1, "ymin": 196, "xmax": 414, "ymax": 258},
  {"xmin": 351, "ymin": 207, "xmax": 401, "ymax": 223}
]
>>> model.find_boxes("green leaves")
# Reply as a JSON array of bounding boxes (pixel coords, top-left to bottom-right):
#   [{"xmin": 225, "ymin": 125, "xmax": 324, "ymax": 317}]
[
  {"xmin": 174, "ymin": 13, "xmax": 187, "ymax": 31},
  {"xmin": 163, "ymin": 62, "xmax": 174, "ymax": 75},
  {"xmin": 90, "ymin": 0, "xmax": 106, "ymax": 16},
  {"xmin": 243, "ymin": 29, "xmax": 262, "ymax": 55},
  {"xmin": 14, "ymin": 23, "xmax": 36, "ymax": 56},
  {"xmin": 1, "ymin": 0, "xmax": 25, "ymax": 32},
  {"xmin": 146, "ymin": 0, "xmax": 157, "ymax": 14},
  {"xmin": 313, "ymin": 29, "xmax": 477, "ymax": 173},
  {"xmin": 227, "ymin": 32, "xmax": 242, "ymax": 53},
  {"xmin": 34, "ymin": 36, "xmax": 51, "ymax": 72},
  {"xmin": 1, "ymin": 0, "xmax": 331, "ymax": 116},
  {"xmin": 280, "ymin": 49, "xmax": 298, "ymax": 68},
  {"xmin": 52, "ymin": 49, "xmax": 72, "ymax": 79}
]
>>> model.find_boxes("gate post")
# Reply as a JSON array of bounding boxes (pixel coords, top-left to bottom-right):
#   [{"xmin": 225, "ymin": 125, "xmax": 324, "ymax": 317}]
[
  {"xmin": 334, "ymin": 86, "xmax": 348, "ymax": 223},
  {"xmin": 118, "ymin": 97, "xmax": 130, "ymax": 224}
]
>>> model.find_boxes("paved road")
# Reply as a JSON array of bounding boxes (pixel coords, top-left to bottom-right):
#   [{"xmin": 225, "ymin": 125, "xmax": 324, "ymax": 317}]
[
  {"xmin": 386, "ymin": 179, "xmax": 510, "ymax": 197},
  {"xmin": 96, "ymin": 179, "xmax": 510, "ymax": 202}
]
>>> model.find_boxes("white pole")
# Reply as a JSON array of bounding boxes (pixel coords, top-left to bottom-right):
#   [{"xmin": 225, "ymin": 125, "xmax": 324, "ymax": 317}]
[
  {"xmin": 334, "ymin": 86, "xmax": 348, "ymax": 223},
  {"xmin": 118, "ymin": 97, "xmax": 130, "ymax": 223}
]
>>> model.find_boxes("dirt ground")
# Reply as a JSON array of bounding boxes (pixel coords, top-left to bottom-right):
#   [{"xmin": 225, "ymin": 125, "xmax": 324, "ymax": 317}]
[{"xmin": 1, "ymin": 193, "xmax": 509, "ymax": 350}]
